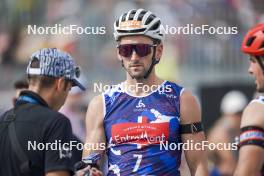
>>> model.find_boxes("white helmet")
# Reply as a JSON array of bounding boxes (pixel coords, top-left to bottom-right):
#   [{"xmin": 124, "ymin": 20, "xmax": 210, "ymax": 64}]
[{"xmin": 114, "ymin": 9, "xmax": 164, "ymax": 41}]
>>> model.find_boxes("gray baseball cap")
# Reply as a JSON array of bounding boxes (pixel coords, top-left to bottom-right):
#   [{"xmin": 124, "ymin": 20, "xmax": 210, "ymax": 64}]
[{"xmin": 26, "ymin": 48, "xmax": 86, "ymax": 91}]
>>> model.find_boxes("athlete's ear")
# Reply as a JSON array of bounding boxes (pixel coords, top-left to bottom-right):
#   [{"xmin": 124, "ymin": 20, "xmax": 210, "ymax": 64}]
[
  {"xmin": 156, "ymin": 43, "xmax": 163, "ymax": 62},
  {"xmin": 56, "ymin": 77, "xmax": 65, "ymax": 91}
]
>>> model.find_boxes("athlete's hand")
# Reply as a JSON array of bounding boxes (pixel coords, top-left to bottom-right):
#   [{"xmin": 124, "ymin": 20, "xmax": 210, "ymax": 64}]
[
  {"xmin": 75, "ymin": 165, "xmax": 103, "ymax": 176},
  {"xmin": 89, "ymin": 166, "xmax": 103, "ymax": 176},
  {"xmin": 74, "ymin": 153, "xmax": 103, "ymax": 176}
]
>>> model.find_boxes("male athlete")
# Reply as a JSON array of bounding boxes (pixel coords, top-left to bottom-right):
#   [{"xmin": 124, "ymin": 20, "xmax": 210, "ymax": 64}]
[
  {"xmin": 78, "ymin": 9, "xmax": 208, "ymax": 176},
  {"xmin": 234, "ymin": 23, "xmax": 264, "ymax": 176}
]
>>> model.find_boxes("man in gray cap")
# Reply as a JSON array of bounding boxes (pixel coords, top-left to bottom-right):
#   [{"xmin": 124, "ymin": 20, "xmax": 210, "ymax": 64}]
[{"xmin": 0, "ymin": 48, "xmax": 85, "ymax": 176}]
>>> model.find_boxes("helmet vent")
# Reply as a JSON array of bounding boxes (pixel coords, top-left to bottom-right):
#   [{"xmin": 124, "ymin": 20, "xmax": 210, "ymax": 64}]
[
  {"xmin": 149, "ymin": 21, "xmax": 161, "ymax": 30},
  {"xmin": 138, "ymin": 10, "xmax": 147, "ymax": 21},
  {"xmin": 145, "ymin": 14, "xmax": 156, "ymax": 25},
  {"xmin": 246, "ymin": 36, "xmax": 256, "ymax": 47},
  {"xmin": 260, "ymin": 41, "xmax": 264, "ymax": 49},
  {"xmin": 128, "ymin": 10, "xmax": 136, "ymax": 20},
  {"xmin": 121, "ymin": 13, "xmax": 127, "ymax": 22}
]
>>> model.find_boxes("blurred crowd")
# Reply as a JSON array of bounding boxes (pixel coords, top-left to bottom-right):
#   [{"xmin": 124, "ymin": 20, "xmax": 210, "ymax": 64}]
[{"xmin": 1, "ymin": 0, "xmax": 264, "ymax": 89}]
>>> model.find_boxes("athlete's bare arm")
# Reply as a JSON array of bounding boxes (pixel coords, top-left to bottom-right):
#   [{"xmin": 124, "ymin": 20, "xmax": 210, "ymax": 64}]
[
  {"xmin": 180, "ymin": 90, "xmax": 209, "ymax": 176},
  {"xmin": 234, "ymin": 102, "xmax": 264, "ymax": 176},
  {"xmin": 83, "ymin": 95, "xmax": 106, "ymax": 157},
  {"xmin": 75, "ymin": 95, "xmax": 105, "ymax": 176}
]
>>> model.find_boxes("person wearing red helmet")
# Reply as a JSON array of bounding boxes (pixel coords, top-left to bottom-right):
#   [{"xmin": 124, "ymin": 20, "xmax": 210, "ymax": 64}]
[{"xmin": 234, "ymin": 23, "xmax": 264, "ymax": 176}]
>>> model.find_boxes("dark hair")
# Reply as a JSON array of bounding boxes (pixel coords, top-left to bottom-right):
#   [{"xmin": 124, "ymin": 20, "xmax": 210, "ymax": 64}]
[
  {"xmin": 14, "ymin": 79, "xmax": 29, "ymax": 89},
  {"xmin": 152, "ymin": 39, "xmax": 161, "ymax": 45},
  {"xmin": 27, "ymin": 58, "xmax": 56, "ymax": 88}
]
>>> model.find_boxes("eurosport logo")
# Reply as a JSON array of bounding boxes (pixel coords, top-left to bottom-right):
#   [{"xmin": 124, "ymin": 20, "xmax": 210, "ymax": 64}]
[{"xmin": 27, "ymin": 24, "xmax": 106, "ymax": 35}]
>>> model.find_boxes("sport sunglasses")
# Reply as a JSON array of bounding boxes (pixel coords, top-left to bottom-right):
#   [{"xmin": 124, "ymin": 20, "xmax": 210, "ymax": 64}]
[{"xmin": 117, "ymin": 44, "xmax": 157, "ymax": 58}]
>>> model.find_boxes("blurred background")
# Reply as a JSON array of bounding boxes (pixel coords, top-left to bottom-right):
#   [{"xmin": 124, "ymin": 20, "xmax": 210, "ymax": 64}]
[{"xmin": 0, "ymin": 0, "xmax": 263, "ymax": 175}]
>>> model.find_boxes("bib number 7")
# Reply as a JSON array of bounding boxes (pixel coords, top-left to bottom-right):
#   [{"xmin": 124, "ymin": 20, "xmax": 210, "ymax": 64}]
[{"xmin": 133, "ymin": 154, "xmax": 143, "ymax": 172}]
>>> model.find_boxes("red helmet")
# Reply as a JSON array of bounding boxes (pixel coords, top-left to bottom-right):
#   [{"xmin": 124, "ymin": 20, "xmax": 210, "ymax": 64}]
[{"xmin": 241, "ymin": 23, "xmax": 264, "ymax": 55}]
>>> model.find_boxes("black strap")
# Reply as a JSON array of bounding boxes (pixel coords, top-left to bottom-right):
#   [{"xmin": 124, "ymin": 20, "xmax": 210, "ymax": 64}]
[
  {"xmin": 74, "ymin": 161, "xmax": 100, "ymax": 172},
  {"xmin": 241, "ymin": 126, "xmax": 264, "ymax": 132},
  {"xmin": 180, "ymin": 122, "xmax": 203, "ymax": 134},
  {"xmin": 143, "ymin": 45, "xmax": 158, "ymax": 79},
  {"xmin": 239, "ymin": 126, "xmax": 264, "ymax": 149},
  {"xmin": 5, "ymin": 107, "xmax": 32, "ymax": 174}
]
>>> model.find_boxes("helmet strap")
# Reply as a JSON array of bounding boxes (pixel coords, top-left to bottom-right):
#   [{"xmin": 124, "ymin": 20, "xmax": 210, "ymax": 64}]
[
  {"xmin": 143, "ymin": 45, "xmax": 159, "ymax": 79},
  {"xmin": 255, "ymin": 56, "xmax": 264, "ymax": 74}
]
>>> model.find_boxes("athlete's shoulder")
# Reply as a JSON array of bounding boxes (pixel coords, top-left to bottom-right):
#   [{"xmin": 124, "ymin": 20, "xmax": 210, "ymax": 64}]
[
  {"xmin": 165, "ymin": 80, "xmax": 184, "ymax": 95},
  {"xmin": 180, "ymin": 89, "xmax": 198, "ymax": 106},
  {"xmin": 241, "ymin": 97, "xmax": 264, "ymax": 128},
  {"xmin": 164, "ymin": 81, "xmax": 197, "ymax": 102},
  {"xmin": 86, "ymin": 94, "xmax": 104, "ymax": 122},
  {"xmin": 89, "ymin": 94, "xmax": 104, "ymax": 110},
  {"xmin": 179, "ymin": 89, "xmax": 201, "ymax": 123}
]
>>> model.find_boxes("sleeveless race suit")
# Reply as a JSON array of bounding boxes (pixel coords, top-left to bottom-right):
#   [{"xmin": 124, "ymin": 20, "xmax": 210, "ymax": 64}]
[{"xmin": 103, "ymin": 81, "xmax": 184, "ymax": 176}]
